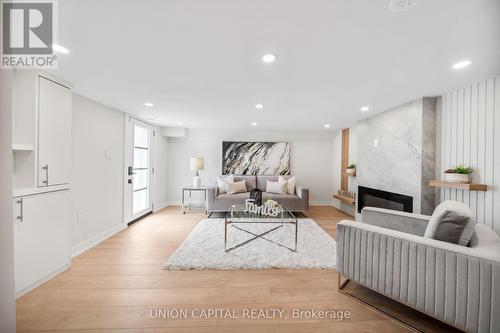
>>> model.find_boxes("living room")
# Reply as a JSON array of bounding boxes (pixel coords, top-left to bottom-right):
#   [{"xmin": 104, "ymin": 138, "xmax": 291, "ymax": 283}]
[{"xmin": 1, "ymin": 1, "xmax": 500, "ymax": 332}]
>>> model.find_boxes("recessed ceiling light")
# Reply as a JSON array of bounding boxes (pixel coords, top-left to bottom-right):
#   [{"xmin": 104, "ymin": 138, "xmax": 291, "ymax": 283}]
[
  {"xmin": 389, "ymin": 0, "xmax": 420, "ymax": 12},
  {"xmin": 255, "ymin": 104, "xmax": 263, "ymax": 109},
  {"xmin": 262, "ymin": 54, "xmax": 277, "ymax": 63},
  {"xmin": 452, "ymin": 60, "xmax": 471, "ymax": 70},
  {"xmin": 360, "ymin": 106, "xmax": 370, "ymax": 112},
  {"xmin": 177, "ymin": 121, "xmax": 183, "ymax": 125},
  {"xmin": 144, "ymin": 102, "xmax": 154, "ymax": 107},
  {"xmin": 251, "ymin": 122, "xmax": 258, "ymax": 126},
  {"xmin": 324, "ymin": 124, "xmax": 331, "ymax": 128},
  {"xmin": 52, "ymin": 44, "xmax": 69, "ymax": 54}
]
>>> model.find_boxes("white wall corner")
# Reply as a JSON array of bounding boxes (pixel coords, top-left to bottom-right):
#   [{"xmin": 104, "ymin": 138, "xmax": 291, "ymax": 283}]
[
  {"xmin": 71, "ymin": 223, "xmax": 127, "ymax": 259},
  {"xmin": 153, "ymin": 201, "xmax": 169, "ymax": 212}
]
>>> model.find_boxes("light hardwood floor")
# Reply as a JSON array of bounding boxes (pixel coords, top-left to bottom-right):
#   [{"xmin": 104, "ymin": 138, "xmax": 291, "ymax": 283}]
[{"xmin": 16, "ymin": 206, "xmax": 412, "ymax": 332}]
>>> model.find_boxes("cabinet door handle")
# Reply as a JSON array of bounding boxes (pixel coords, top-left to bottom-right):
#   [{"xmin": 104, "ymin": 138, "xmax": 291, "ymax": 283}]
[
  {"xmin": 42, "ymin": 164, "xmax": 49, "ymax": 185},
  {"xmin": 16, "ymin": 198, "xmax": 23, "ymax": 222}
]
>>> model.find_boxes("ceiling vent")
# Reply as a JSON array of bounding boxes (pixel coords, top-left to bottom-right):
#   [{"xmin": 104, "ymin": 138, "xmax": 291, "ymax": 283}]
[{"xmin": 389, "ymin": 0, "xmax": 420, "ymax": 12}]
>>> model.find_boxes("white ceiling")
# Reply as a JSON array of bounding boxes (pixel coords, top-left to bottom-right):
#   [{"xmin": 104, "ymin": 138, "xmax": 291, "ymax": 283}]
[{"xmin": 51, "ymin": 0, "xmax": 500, "ymax": 130}]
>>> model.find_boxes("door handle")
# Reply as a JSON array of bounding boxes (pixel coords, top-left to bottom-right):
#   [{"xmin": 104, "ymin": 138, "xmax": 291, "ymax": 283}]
[
  {"xmin": 42, "ymin": 164, "xmax": 49, "ymax": 185},
  {"xmin": 128, "ymin": 166, "xmax": 136, "ymax": 175},
  {"xmin": 16, "ymin": 198, "xmax": 23, "ymax": 222}
]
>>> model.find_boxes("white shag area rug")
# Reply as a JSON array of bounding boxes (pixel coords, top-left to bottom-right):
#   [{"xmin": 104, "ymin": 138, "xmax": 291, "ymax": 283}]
[{"xmin": 163, "ymin": 218, "xmax": 336, "ymax": 270}]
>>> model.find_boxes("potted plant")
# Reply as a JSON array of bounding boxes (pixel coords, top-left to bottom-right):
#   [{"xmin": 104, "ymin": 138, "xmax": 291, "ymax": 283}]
[
  {"xmin": 346, "ymin": 163, "xmax": 356, "ymax": 176},
  {"xmin": 444, "ymin": 164, "xmax": 472, "ymax": 183}
]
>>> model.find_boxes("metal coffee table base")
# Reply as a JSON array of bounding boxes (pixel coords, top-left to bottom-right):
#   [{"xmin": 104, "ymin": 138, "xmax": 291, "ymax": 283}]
[{"xmin": 224, "ymin": 221, "xmax": 298, "ymax": 253}]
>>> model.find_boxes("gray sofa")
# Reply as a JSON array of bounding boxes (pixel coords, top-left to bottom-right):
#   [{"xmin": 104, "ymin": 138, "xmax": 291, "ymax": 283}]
[
  {"xmin": 336, "ymin": 204, "xmax": 500, "ymax": 333},
  {"xmin": 206, "ymin": 175, "xmax": 309, "ymax": 212}
]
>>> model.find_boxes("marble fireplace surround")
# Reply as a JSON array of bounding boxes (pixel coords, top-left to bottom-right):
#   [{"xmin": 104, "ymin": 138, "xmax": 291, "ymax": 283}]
[{"xmin": 356, "ymin": 97, "xmax": 437, "ymax": 215}]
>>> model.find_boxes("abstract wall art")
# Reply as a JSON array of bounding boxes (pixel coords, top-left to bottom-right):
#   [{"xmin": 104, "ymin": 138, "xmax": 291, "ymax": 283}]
[{"xmin": 222, "ymin": 141, "xmax": 290, "ymax": 175}]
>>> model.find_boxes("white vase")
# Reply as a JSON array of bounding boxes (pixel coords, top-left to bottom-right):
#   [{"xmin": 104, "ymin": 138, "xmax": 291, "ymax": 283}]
[
  {"xmin": 193, "ymin": 176, "xmax": 202, "ymax": 188},
  {"xmin": 444, "ymin": 173, "xmax": 471, "ymax": 183}
]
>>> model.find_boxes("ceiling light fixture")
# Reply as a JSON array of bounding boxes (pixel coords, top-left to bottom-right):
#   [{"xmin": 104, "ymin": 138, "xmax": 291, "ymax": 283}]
[
  {"xmin": 52, "ymin": 44, "xmax": 69, "ymax": 54},
  {"xmin": 360, "ymin": 106, "xmax": 370, "ymax": 112},
  {"xmin": 262, "ymin": 54, "xmax": 277, "ymax": 63},
  {"xmin": 144, "ymin": 102, "xmax": 154, "ymax": 107},
  {"xmin": 389, "ymin": 0, "xmax": 421, "ymax": 12},
  {"xmin": 324, "ymin": 124, "xmax": 331, "ymax": 128},
  {"xmin": 177, "ymin": 121, "xmax": 183, "ymax": 125},
  {"xmin": 255, "ymin": 104, "xmax": 263, "ymax": 109},
  {"xmin": 452, "ymin": 60, "xmax": 471, "ymax": 70},
  {"xmin": 251, "ymin": 122, "xmax": 258, "ymax": 126}
]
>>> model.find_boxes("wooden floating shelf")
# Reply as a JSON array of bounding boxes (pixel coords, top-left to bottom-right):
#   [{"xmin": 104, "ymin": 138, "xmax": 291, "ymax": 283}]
[
  {"xmin": 12, "ymin": 144, "xmax": 34, "ymax": 151},
  {"xmin": 429, "ymin": 180, "xmax": 487, "ymax": 192},
  {"xmin": 333, "ymin": 194, "xmax": 355, "ymax": 206}
]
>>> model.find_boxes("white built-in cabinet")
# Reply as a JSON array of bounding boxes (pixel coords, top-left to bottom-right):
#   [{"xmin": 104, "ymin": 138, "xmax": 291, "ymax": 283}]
[
  {"xmin": 37, "ymin": 77, "xmax": 72, "ymax": 186},
  {"xmin": 11, "ymin": 70, "xmax": 72, "ymax": 296},
  {"xmin": 12, "ymin": 190, "xmax": 70, "ymax": 294}
]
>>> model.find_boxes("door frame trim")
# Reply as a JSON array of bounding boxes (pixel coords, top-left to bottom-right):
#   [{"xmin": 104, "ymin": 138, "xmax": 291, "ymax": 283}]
[{"xmin": 123, "ymin": 115, "xmax": 155, "ymax": 224}]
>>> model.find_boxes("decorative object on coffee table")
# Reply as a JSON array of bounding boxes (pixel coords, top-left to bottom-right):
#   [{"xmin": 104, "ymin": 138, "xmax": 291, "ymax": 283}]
[
  {"xmin": 444, "ymin": 164, "xmax": 472, "ymax": 183},
  {"xmin": 190, "ymin": 157, "xmax": 204, "ymax": 187},
  {"xmin": 250, "ymin": 188, "xmax": 263, "ymax": 206}
]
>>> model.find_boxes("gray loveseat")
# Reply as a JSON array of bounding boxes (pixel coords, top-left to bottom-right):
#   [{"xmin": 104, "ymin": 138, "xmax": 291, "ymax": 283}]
[
  {"xmin": 336, "ymin": 203, "xmax": 500, "ymax": 333},
  {"xmin": 206, "ymin": 175, "xmax": 309, "ymax": 212}
]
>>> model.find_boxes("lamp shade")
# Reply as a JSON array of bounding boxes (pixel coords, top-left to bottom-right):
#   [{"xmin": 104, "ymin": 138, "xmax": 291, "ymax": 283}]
[{"xmin": 190, "ymin": 157, "xmax": 204, "ymax": 171}]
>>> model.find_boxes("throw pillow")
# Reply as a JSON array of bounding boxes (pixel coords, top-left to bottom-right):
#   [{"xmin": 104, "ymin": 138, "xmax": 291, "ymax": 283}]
[
  {"xmin": 424, "ymin": 200, "xmax": 476, "ymax": 246},
  {"xmin": 266, "ymin": 180, "xmax": 287, "ymax": 195},
  {"xmin": 217, "ymin": 175, "xmax": 234, "ymax": 194},
  {"xmin": 278, "ymin": 176, "xmax": 296, "ymax": 194},
  {"xmin": 225, "ymin": 180, "xmax": 247, "ymax": 194}
]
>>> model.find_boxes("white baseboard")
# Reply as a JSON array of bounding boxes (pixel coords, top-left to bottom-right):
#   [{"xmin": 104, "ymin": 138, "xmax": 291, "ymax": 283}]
[
  {"xmin": 310, "ymin": 200, "xmax": 337, "ymax": 206},
  {"xmin": 15, "ymin": 264, "xmax": 69, "ymax": 299},
  {"xmin": 71, "ymin": 223, "xmax": 127, "ymax": 259},
  {"xmin": 153, "ymin": 201, "xmax": 169, "ymax": 212}
]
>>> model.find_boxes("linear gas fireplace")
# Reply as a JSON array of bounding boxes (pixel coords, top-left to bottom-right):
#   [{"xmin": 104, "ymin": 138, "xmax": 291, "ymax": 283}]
[{"xmin": 357, "ymin": 186, "xmax": 413, "ymax": 214}]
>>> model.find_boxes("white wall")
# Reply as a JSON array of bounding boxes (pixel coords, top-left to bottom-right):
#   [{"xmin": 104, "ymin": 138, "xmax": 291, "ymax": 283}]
[
  {"xmin": 165, "ymin": 128, "xmax": 338, "ymax": 205},
  {"xmin": 437, "ymin": 76, "xmax": 500, "ymax": 233},
  {"xmin": 153, "ymin": 129, "xmax": 169, "ymax": 211},
  {"xmin": 71, "ymin": 94, "xmax": 126, "ymax": 255},
  {"xmin": 332, "ymin": 131, "xmax": 342, "ymax": 209},
  {"xmin": 0, "ymin": 70, "xmax": 16, "ymax": 332}
]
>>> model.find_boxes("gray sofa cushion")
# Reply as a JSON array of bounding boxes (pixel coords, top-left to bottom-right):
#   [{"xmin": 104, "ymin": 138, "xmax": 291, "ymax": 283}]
[
  {"xmin": 216, "ymin": 192, "xmax": 250, "ymax": 206},
  {"xmin": 257, "ymin": 175, "xmax": 292, "ymax": 191},
  {"xmin": 233, "ymin": 175, "xmax": 256, "ymax": 191},
  {"xmin": 424, "ymin": 200, "xmax": 476, "ymax": 246},
  {"xmin": 262, "ymin": 192, "xmax": 300, "ymax": 208}
]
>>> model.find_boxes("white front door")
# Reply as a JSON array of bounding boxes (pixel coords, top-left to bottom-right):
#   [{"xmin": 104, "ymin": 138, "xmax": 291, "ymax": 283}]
[{"xmin": 123, "ymin": 116, "xmax": 154, "ymax": 223}]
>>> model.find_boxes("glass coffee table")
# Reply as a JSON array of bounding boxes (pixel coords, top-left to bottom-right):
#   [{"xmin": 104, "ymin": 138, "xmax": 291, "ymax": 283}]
[{"xmin": 224, "ymin": 202, "xmax": 298, "ymax": 253}]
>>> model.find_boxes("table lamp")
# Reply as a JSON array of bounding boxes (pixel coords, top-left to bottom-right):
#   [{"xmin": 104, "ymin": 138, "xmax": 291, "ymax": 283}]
[{"xmin": 190, "ymin": 157, "xmax": 204, "ymax": 187}]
